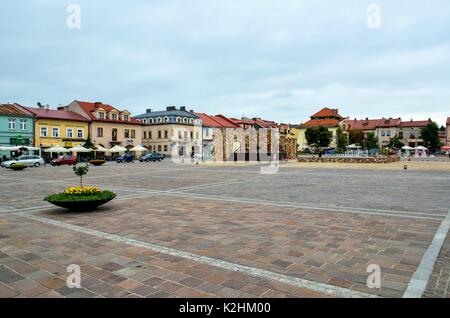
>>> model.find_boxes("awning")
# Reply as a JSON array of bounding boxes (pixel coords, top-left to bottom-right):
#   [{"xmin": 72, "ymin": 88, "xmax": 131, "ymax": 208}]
[
  {"xmin": 44, "ymin": 146, "xmax": 70, "ymax": 153},
  {"xmin": 130, "ymin": 145, "xmax": 147, "ymax": 152},
  {"xmin": 108, "ymin": 145, "xmax": 127, "ymax": 153},
  {"xmin": 69, "ymin": 145, "xmax": 92, "ymax": 153}
]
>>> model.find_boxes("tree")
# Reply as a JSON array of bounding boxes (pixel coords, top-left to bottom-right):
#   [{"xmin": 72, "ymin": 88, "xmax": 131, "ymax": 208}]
[
  {"xmin": 305, "ymin": 126, "xmax": 332, "ymax": 148},
  {"xmin": 336, "ymin": 127, "xmax": 348, "ymax": 153},
  {"xmin": 364, "ymin": 132, "xmax": 378, "ymax": 150},
  {"xmin": 73, "ymin": 164, "xmax": 89, "ymax": 187},
  {"xmin": 421, "ymin": 122, "xmax": 441, "ymax": 152},
  {"xmin": 83, "ymin": 135, "xmax": 94, "ymax": 148},
  {"xmin": 348, "ymin": 130, "xmax": 364, "ymax": 146},
  {"xmin": 388, "ymin": 134, "xmax": 404, "ymax": 149}
]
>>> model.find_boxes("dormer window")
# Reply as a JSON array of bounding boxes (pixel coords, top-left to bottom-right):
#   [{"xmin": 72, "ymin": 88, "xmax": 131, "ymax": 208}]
[
  {"xmin": 143, "ymin": 118, "xmax": 148, "ymax": 124},
  {"xmin": 111, "ymin": 113, "xmax": 118, "ymax": 120},
  {"xmin": 183, "ymin": 118, "xmax": 188, "ymax": 123},
  {"xmin": 124, "ymin": 114, "xmax": 129, "ymax": 122},
  {"xmin": 176, "ymin": 117, "xmax": 181, "ymax": 123},
  {"xmin": 98, "ymin": 112, "xmax": 105, "ymax": 119},
  {"xmin": 157, "ymin": 117, "xmax": 163, "ymax": 123},
  {"xmin": 189, "ymin": 118, "xmax": 194, "ymax": 124},
  {"xmin": 164, "ymin": 116, "xmax": 169, "ymax": 123},
  {"xmin": 149, "ymin": 118, "xmax": 154, "ymax": 124}
]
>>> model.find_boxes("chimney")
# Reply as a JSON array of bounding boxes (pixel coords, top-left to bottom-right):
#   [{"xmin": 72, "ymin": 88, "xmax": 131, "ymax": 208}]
[
  {"xmin": 146, "ymin": 108, "xmax": 152, "ymax": 113},
  {"xmin": 180, "ymin": 106, "xmax": 186, "ymax": 111},
  {"xmin": 45, "ymin": 104, "xmax": 50, "ymax": 110},
  {"xmin": 94, "ymin": 102, "xmax": 102, "ymax": 107},
  {"xmin": 365, "ymin": 117, "xmax": 368, "ymax": 121},
  {"xmin": 37, "ymin": 102, "xmax": 44, "ymax": 109},
  {"xmin": 190, "ymin": 109, "xmax": 194, "ymax": 113}
]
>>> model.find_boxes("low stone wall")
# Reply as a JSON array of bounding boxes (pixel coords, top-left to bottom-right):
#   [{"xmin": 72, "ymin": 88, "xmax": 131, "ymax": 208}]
[{"xmin": 298, "ymin": 156, "xmax": 401, "ymax": 164}]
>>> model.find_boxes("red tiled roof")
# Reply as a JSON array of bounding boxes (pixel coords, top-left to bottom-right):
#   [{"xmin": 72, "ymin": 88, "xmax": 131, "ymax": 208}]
[
  {"xmin": 399, "ymin": 119, "xmax": 431, "ymax": 128},
  {"xmin": 0, "ymin": 104, "xmax": 33, "ymax": 117},
  {"xmin": 343, "ymin": 118, "xmax": 381, "ymax": 131},
  {"xmin": 252, "ymin": 118, "xmax": 278, "ymax": 128},
  {"xmin": 75, "ymin": 100, "xmax": 141, "ymax": 125},
  {"xmin": 23, "ymin": 106, "xmax": 90, "ymax": 122},
  {"xmin": 376, "ymin": 118, "xmax": 401, "ymax": 128},
  {"xmin": 230, "ymin": 118, "xmax": 256, "ymax": 125},
  {"xmin": 301, "ymin": 119, "xmax": 341, "ymax": 128},
  {"xmin": 311, "ymin": 107, "xmax": 343, "ymax": 120},
  {"xmin": 193, "ymin": 113, "xmax": 239, "ymax": 128}
]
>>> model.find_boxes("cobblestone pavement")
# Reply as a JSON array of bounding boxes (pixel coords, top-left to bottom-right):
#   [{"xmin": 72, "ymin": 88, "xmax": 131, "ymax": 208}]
[{"xmin": 0, "ymin": 161, "xmax": 449, "ymax": 298}]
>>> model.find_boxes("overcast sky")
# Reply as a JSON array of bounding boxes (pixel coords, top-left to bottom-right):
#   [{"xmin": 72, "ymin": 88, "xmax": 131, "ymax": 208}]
[{"xmin": 1, "ymin": 0, "xmax": 449, "ymax": 125}]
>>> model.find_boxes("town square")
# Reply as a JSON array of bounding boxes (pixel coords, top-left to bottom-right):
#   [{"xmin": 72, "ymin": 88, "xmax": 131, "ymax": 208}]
[{"xmin": 1, "ymin": 1, "xmax": 450, "ymax": 307}]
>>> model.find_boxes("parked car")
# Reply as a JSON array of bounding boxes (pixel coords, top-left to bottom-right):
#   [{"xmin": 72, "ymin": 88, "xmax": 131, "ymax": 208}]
[
  {"xmin": 139, "ymin": 153, "xmax": 165, "ymax": 162},
  {"xmin": 116, "ymin": 153, "xmax": 134, "ymax": 163},
  {"xmin": 1, "ymin": 155, "xmax": 45, "ymax": 168},
  {"xmin": 51, "ymin": 155, "xmax": 78, "ymax": 166}
]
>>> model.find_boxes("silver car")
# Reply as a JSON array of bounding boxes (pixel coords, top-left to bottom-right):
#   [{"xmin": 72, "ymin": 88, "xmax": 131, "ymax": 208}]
[{"xmin": 1, "ymin": 155, "xmax": 45, "ymax": 168}]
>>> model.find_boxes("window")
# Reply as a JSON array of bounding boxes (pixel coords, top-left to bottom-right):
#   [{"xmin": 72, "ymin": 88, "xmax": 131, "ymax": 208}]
[
  {"xmin": 158, "ymin": 145, "xmax": 162, "ymax": 152},
  {"xmin": 386, "ymin": 130, "xmax": 391, "ymax": 137},
  {"xmin": 149, "ymin": 118, "xmax": 154, "ymax": 124},
  {"xmin": 98, "ymin": 112, "xmax": 105, "ymax": 119},
  {"xmin": 381, "ymin": 130, "xmax": 386, "ymax": 137},
  {"xmin": 164, "ymin": 117, "xmax": 169, "ymax": 123},
  {"xmin": 124, "ymin": 115, "xmax": 129, "ymax": 122},
  {"xmin": 40, "ymin": 127, "xmax": 48, "ymax": 137},
  {"xmin": 52, "ymin": 128, "xmax": 60, "ymax": 138},
  {"xmin": 157, "ymin": 117, "xmax": 162, "ymax": 123},
  {"xmin": 8, "ymin": 119, "xmax": 16, "ymax": 130},
  {"xmin": 77, "ymin": 129, "xmax": 84, "ymax": 138},
  {"xmin": 164, "ymin": 145, "xmax": 168, "ymax": 152},
  {"xmin": 143, "ymin": 118, "xmax": 148, "ymax": 124},
  {"xmin": 189, "ymin": 118, "xmax": 194, "ymax": 124},
  {"xmin": 97, "ymin": 127, "xmax": 103, "ymax": 137},
  {"xmin": 164, "ymin": 130, "xmax": 168, "ymax": 139},
  {"xmin": 178, "ymin": 131, "xmax": 182, "ymax": 139},
  {"xmin": 158, "ymin": 130, "xmax": 162, "ymax": 139},
  {"xmin": 398, "ymin": 132, "xmax": 403, "ymax": 139},
  {"xmin": 205, "ymin": 128, "xmax": 210, "ymax": 137},
  {"xmin": 111, "ymin": 113, "xmax": 118, "ymax": 120},
  {"xmin": 149, "ymin": 131, "xmax": 152, "ymax": 139},
  {"xmin": 66, "ymin": 128, "xmax": 73, "ymax": 138},
  {"xmin": 190, "ymin": 132, "xmax": 193, "ymax": 139},
  {"xmin": 183, "ymin": 118, "xmax": 188, "ymax": 123},
  {"xmin": 124, "ymin": 129, "xmax": 130, "ymax": 138},
  {"xmin": 131, "ymin": 130, "xmax": 136, "ymax": 139},
  {"xmin": 143, "ymin": 131, "xmax": 147, "ymax": 139},
  {"xmin": 19, "ymin": 119, "xmax": 27, "ymax": 130},
  {"xmin": 184, "ymin": 131, "xmax": 188, "ymax": 140},
  {"xmin": 112, "ymin": 128, "xmax": 118, "ymax": 141},
  {"xmin": 196, "ymin": 132, "xmax": 199, "ymax": 139},
  {"xmin": 176, "ymin": 117, "xmax": 181, "ymax": 123}
]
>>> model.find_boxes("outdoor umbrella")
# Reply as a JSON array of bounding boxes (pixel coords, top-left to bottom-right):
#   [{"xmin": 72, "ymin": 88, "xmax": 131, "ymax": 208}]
[
  {"xmin": 93, "ymin": 145, "xmax": 109, "ymax": 152},
  {"xmin": 414, "ymin": 146, "xmax": 428, "ymax": 151},
  {"xmin": 108, "ymin": 145, "xmax": 127, "ymax": 153},
  {"xmin": 441, "ymin": 146, "xmax": 450, "ymax": 151},
  {"xmin": 0, "ymin": 146, "xmax": 13, "ymax": 151},
  {"xmin": 44, "ymin": 146, "xmax": 70, "ymax": 153},
  {"xmin": 346, "ymin": 144, "xmax": 362, "ymax": 149},
  {"xmin": 401, "ymin": 146, "xmax": 414, "ymax": 150},
  {"xmin": 69, "ymin": 145, "xmax": 92, "ymax": 153},
  {"xmin": 130, "ymin": 145, "xmax": 147, "ymax": 152}
]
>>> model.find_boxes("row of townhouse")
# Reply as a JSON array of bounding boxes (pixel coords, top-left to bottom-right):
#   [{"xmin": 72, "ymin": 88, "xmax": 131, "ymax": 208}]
[
  {"xmin": 0, "ymin": 101, "xmax": 282, "ymax": 161},
  {"xmin": 295, "ymin": 107, "xmax": 450, "ymax": 150}
]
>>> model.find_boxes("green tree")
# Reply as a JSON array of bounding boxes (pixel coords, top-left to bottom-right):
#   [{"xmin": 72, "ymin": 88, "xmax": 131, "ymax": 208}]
[
  {"xmin": 305, "ymin": 126, "xmax": 332, "ymax": 148},
  {"xmin": 336, "ymin": 127, "xmax": 348, "ymax": 153},
  {"xmin": 364, "ymin": 132, "xmax": 379, "ymax": 150},
  {"xmin": 73, "ymin": 164, "xmax": 89, "ymax": 187},
  {"xmin": 387, "ymin": 134, "xmax": 404, "ymax": 149},
  {"xmin": 421, "ymin": 122, "xmax": 441, "ymax": 152},
  {"xmin": 83, "ymin": 135, "xmax": 94, "ymax": 148},
  {"xmin": 348, "ymin": 130, "xmax": 364, "ymax": 146}
]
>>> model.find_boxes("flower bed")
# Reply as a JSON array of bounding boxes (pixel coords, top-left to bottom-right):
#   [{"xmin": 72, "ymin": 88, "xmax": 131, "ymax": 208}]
[
  {"xmin": 7, "ymin": 163, "xmax": 27, "ymax": 171},
  {"xmin": 45, "ymin": 188, "xmax": 116, "ymax": 212},
  {"xmin": 44, "ymin": 165, "xmax": 116, "ymax": 211},
  {"xmin": 89, "ymin": 160, "xmax": 106, "ymax": 166}
]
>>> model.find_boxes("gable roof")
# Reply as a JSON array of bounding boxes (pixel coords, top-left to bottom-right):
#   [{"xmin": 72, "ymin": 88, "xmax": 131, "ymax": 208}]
[
  {"xmin": 311, "ymin": 107, "xmax": 343, "ymax": 120},
  {"xmin": 193, "ymin": 113, "xmax": 239, "ymax": 128},
  {"xmin": 23, "ymin": 106, "xmax": 90, "ymax": 122},
  {"xmin": 399, "ymin": 119, "xmax": 432, "ymax": 128},
  {"xmin": 252, "ymin": 118, "xmax": 278, "ymax": 128},
  {"xmin": 301, "ymin": 119, "xmax": 341, "ymax": 128},
  {"xmin": 343, "ymin": 118, "xmax": 381, "ymax": 131},
  {"xmin": 376, "ymin": 118, "xmax": 401, "ymax": 128},
  {"xmin": 74, "ymin": 100, "xmax": 141, "ymax": 124},
  {"xmin": 0, "ymin": 103, "xmax": 33, "ymax": 117}
]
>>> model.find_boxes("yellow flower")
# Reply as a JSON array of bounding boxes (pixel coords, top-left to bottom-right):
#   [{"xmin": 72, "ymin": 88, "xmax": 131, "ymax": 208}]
[{"xmin": 64, "ymin": 186, "xmax": 101, "ymax": 195}]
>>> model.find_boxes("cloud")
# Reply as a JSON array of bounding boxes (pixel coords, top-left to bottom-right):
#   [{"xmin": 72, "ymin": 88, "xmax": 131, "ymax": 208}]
[{"xmin": 0, "ymin": 0, "xmax": 449, "ymax": 125}]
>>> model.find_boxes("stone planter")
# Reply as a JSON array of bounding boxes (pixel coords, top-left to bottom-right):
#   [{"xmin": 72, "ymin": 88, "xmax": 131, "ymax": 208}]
[{"xmin": 46, "ymin": 197, "xmax": 115, "ymax": 212}]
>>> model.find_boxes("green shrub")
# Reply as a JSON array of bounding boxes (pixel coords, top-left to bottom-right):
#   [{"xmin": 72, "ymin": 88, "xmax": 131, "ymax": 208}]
[
  {"xmin": 44, "ymin": 191, "xmax": 116, "ymax": 203},
  {"xmin": 89, "ymin": 160, "xmax": 106, "ymax": 166}
]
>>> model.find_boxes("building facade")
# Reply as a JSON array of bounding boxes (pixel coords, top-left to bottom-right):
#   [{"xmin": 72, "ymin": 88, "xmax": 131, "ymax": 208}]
[
  {"xmin": 397, "ymin": 119, "xmax": 432, "ymax": 147},
  {"xmin": 24, "ymin": 105, "xmax": 90, "ymax": 154},
  {"xmin": 63, "ymin": 101, "xmax": 142, "ymax": 149},
  {"xmin": 298, "ymin": 108, "xmax": 344, "ymax": 150},
  {"xmin": 134, "ymin": 107, "xmax": 203, "ymax": 157},
  {"xmin": 0, "ymin": 104, "xmax": 34, "ymax": 157}
]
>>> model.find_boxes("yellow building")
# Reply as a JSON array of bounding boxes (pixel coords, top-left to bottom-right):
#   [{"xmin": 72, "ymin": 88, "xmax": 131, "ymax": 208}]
[{"xmin": 24, "ymin": 106, "xmax": 90, "ymax": 153}]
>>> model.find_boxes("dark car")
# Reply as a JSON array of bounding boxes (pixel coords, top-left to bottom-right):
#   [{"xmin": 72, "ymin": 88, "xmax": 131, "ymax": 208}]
[
  {"xmin": 139, "ymin": 153, "xmax": 165, "ymax": 162},
  {"xmin": 116, "ymin": 153, "xmax": 134, "ymax": 163},
  {"xmin": 51, "ymin": 155, "xmax": 78, "ymax": 166}
]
